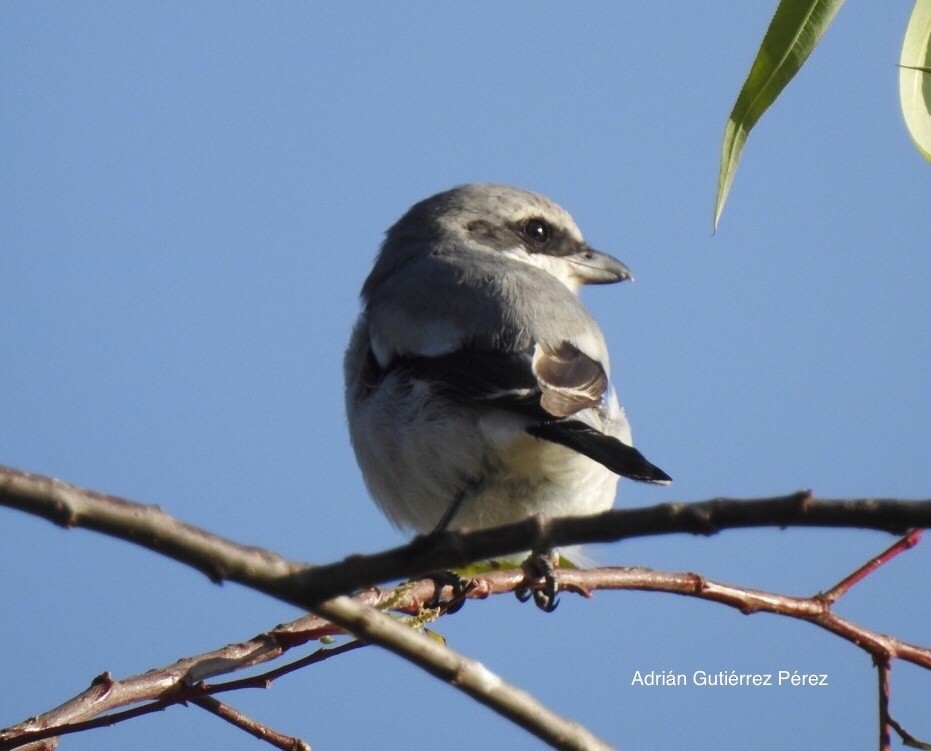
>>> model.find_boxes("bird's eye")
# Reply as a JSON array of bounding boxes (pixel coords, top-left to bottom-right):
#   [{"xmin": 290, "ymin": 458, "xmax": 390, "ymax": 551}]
[{"xmin": 523, "ymin": 218, "xmax": 550, "ymax": 244}]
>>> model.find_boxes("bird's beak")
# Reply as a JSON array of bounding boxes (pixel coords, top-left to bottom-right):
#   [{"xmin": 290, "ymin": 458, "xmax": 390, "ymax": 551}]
[{"xmin": 569, "ymin": 246, "xmax": 633, "ymax": 285}]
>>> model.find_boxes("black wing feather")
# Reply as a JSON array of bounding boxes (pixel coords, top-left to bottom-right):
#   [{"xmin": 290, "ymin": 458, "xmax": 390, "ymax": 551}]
[
  {"xmin": 391, "ymin": 348, "xmax": 548, "ymax": 418},
  {"xmin": 527, "ymin": 420, "xmax": 672, "ymax": 485}
]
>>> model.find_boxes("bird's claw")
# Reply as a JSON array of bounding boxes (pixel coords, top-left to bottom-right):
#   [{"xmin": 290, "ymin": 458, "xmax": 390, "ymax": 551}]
[
  {"xmin": 515, "ymin": 551, "xmax": 560, "ymax": 612},
  {"xmin": 426, "ymin": 570, "xmax": 470, "ymax": 614}
]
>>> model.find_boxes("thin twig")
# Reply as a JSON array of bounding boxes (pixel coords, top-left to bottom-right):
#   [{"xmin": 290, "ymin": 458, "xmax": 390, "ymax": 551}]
[
  {"xmin": 190, "ymin": 696, "xmax": 310, "ymax": 751},
  {"xmin": 822, "ymin": 529, "xmax": 923, "ymax": 603},
  {"xmin": 208, "ymin": 640, "xmax": 366, "ymax": 694},
  {"xmin": 887, "ymin": 716, "xmax": 931, "ymax": 750},
  {"xmin": 878, "ymin": 658, "xmax": 892, "ymax": 751}
]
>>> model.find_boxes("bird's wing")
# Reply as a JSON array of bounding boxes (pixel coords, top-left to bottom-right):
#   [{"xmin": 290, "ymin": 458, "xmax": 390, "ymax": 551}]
[
  {"xmin": 383, "ymin": 343, "xmax": 672, "ymax": 485},
  {"xmin": 389, "ymin": 347, "xmax": 543, "ymax": 416},
  {"xmin": 526, "ymin": 421, "xmax": 672, "ymax": 485},
  {"xmin": 390, "ymin": 341, "xmax": 604, "ymax": 421}
]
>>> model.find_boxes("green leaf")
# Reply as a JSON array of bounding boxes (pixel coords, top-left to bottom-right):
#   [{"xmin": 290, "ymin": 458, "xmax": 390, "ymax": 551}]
[
  {"xmin": 899, "ymin": 0, "xmax": 931, "ymax": 162},
  {"xmin": 714, "ymin": 0, "xmax": 846, "ymax": 231}
]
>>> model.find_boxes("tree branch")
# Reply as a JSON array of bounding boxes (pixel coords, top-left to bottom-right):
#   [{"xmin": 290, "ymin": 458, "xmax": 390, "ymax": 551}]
[
  {"xmin": 5, "ymin": 464, "xmax": 931, "ymax": 750},
  {"xmin": 1, "ymin": 466, "xmax": 615, "ymax": 751},
  {"xmin": 312, "ymin": 596, "xmax": 613, "ymax": 751},
  {"xmin": 0, "ymin": 620, "xmax": 351, "ymax": 750},
  {"xmin": 6, "ymin": 558, "xmax": 931, "ymax": 750},
  {"xmin": 3, "ymin": 465, "xmax": 930, "ymax": 611},
  {"xmin": 0, "ymin": 466, "xmax": 303, "ymax": 597}
]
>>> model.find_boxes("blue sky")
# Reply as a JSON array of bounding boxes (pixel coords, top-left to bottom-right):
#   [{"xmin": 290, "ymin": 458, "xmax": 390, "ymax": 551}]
[{"xmin": 2, "ymin": 3, "xmax": 929, "ymax": 749}]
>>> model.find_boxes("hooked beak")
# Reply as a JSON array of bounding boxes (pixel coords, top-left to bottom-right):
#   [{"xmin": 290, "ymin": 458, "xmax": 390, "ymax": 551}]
[{"xmin": 568, "ymin": 246, "xmax": 633, "ymax": 285}]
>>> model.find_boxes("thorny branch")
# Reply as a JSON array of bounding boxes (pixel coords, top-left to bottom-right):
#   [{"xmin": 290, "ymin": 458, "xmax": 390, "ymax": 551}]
[{"xmin": 2, "ymin": 464, "xmax": 930, "ymax": 750}]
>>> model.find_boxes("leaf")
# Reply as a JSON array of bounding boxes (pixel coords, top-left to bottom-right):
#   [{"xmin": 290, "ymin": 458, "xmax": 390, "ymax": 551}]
[
  {"xmin": 714, "ymin": 0, "xmax": 847, "ymax": 231},
  {"xmin": 899, "ymin": 0, "xmax": 931, "ymax": 162}
]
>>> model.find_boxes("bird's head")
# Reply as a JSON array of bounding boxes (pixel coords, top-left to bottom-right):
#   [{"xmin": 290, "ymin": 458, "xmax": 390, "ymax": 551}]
[{"xmin": 381, "ymin": 183, "xmax": 632, "ymax": 294}]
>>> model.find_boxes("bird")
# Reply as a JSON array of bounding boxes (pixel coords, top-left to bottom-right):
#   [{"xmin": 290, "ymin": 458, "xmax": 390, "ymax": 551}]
[{"xmin": 344, "ymin": 184, "xmax": 670, "ymax": 573}]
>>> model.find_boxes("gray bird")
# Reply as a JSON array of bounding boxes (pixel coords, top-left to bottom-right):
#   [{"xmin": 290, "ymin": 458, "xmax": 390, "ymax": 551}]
[{"xmin": 345, "ymin": 184, "xmax": 670, "ymax": 542}]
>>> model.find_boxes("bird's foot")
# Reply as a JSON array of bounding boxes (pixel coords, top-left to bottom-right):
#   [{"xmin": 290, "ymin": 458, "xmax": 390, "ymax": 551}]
[
  {"xmin": 425, "ymin": 570, "xmax": 471, "ymax": 614},
  {"xmin": 515, "ymin": 550, "xmax": 560, "ymax": 612}
]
